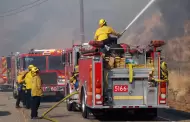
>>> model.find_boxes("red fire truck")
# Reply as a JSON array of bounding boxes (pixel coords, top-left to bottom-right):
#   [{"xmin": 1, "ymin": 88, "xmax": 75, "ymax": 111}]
[
  {"xmin": 11, "ymin": 49, "xmax": 65, "ymax": 99},
  {"xmin": 64, "ymin": 40, "xmax": 169, "ymax": 119},
  {"xmin": 0, "ymin": 56, "xmax": 12, "ymax": 90},
  {"xmin": 62, "ymin": 44, "xmax": 81, "ymax": 110}
]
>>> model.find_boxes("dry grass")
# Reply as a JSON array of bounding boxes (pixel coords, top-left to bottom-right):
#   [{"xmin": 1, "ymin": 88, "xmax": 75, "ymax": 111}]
[{"xmin": 168, "ymin": 71, "xmax": 190, "ymax": 112}]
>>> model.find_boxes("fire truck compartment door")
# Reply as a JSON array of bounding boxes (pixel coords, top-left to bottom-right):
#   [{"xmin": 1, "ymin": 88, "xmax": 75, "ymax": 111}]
[{"xmin": 108, "ymin": 68, "xmax": 152, "ymax": 106}]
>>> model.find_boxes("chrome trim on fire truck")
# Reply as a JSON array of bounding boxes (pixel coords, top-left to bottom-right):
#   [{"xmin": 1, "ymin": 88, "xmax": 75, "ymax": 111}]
[
  {"xmin": 101, "ymin": 57, "xmax": 103, "ymax": 105},
  {"xmin": 83, "ymin": 83, "xmax": 87, "ymax": 103},
  {"xmin": 143, "ymin": 80, "xmax": 147, "ymax": 105},
  {"xmin": 87, "ymin": 105, "xmax": 169, "ymax": 109},
  {"xmin": 92, "ymin": 58, "xmax": 95, "ymax": 107}
]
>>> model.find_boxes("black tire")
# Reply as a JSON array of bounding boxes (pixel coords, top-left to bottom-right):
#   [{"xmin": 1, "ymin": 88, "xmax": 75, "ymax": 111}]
[
  {"xmin": 66, "ymin": 85, "xmax": 73, "ymax": 111},
  {"xmin": 81, "ymin": 91, "xmax": 90, "ymax": 118},
  {"xmin": 13, "ymin": 92, "xmax": 17, "ymax": 99},
  {"xmin": 12, "ymin": 81, "xmax": 17, "ymax": 99},
  {"xmin": 66, "ymin": 99, "xmax": 72, "ymax": 111}
]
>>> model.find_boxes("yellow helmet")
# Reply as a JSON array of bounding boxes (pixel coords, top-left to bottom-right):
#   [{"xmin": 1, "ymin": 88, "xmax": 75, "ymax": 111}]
[
  {"xmin": 28, "ymin": 64, "xmax": 34, "ymax": 70},
  {"xmin": 161, "ymin": 61, "xmax": 167, "ymax": 70},
  {"xmin": 31, "ymin": 67, "xmax": 39, "ymax": 73},
  {"xmin": 74, "ymin": 65, "xmax": 79, "ymax": 73},
  {"xmin": 99, "ymin": 19, "xmax": 106, "ymax": 27}
]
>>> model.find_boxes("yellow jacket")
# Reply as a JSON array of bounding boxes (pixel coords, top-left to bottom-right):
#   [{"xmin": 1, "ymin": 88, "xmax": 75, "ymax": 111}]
[
  {"xmin": 17, "ymin": 71, "xmax": 28, "ymax": 83},
  {"xmin": 31, "ymin": 73, "xmax": 43, "ymax": 97},
  {"xmin": 94, "ymin": 26, "xmax": 119, "ymax": 41},
  {"xmin": 24, "ymin": 71, "xmax": 33, "ymax": 89}
]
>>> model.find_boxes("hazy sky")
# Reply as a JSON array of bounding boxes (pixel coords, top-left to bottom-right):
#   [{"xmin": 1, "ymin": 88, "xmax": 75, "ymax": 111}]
[{"xmin": 0, "ymin": 0, "xmax": 150, "ymax": 55}]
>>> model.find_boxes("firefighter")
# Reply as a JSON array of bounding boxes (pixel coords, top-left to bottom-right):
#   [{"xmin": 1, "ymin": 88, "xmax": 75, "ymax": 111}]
[
  {"xmin": 161, "ymin": 61, "xmax": 168, "ymax": 81},
  {"xmin": 24, "ymin": 64, "xmax": 34, "ymax": 109},
  {"xmin": 16, "ymin": 71, "xmax": 27, "ymax": 108},
  {"xmin": 30, "ymin": 67, "xmax": 42, "ymax": 119},
  {"xmin": 69, "ymin": 65, "xmax": 79, "ymax": 90},
  {"xmin": 94, "ymin": 19, "xmax": 121, "ymax": 47}
]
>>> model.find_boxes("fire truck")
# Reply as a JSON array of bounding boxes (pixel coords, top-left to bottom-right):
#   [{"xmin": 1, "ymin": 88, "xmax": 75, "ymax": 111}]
[
  {"xmin": 62, "ymin": 44, "xmax": 81, "ymax": 111},
  {"xmin": 11, "ymin": 49, "xmax": 65, "ymax": 99},
  {"xmin": 0, "ymin": 56, "xmax": 12, "ymax": 91},
  {"xmin": 63, "ymin": 40, "xmax": 169, "ymax": 119}
]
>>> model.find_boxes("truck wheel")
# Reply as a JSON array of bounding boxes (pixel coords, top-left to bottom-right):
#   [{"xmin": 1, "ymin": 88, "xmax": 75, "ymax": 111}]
[
  {"xmin": 66, "ymin": 98, "xmax": 72, "ymax": 111},
  {"xmin": 13, "ymin": 92, "xmax": 17, "ymax": 99},
  {"xmin": 66, "ymin": 85, "xmax": 73, "ymax": 111},
  {"xmin": 81, "ymin": 91, "xmax": 90, "ymax": 118}
]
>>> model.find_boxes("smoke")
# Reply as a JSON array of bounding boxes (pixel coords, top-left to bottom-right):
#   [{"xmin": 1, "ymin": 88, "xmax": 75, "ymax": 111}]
[
  {"xmin": 156, "ymin": 0, "xmax": 190, "ymax": 39},
  {"xmin": 0, "ymin": 0, "xmax": 150, "ymax": 55},
  {"xmin": 123, "ymin": 0, "xmax": 190, "ymax": 43}
]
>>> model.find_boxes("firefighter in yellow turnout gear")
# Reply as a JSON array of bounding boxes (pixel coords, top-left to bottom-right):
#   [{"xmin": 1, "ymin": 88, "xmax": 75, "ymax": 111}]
[
  {"xmin": 94, "ymin": 19, "xmax": 121, "ymax": 46},
  {"xmin": 69, "ymin": 65, "xmax": 79, "ymax": 91},
  {"xmin": 30, "ymin": 67, "xmax": 43, "ymax": 119},
  {"xmin": 16, "ymin": 71, "xmax": 28, "ymax": 108},
  {"xmin": 24, "ymin": 65, "xmax": 34, "ymax": 109},
  {"xmin": 160, "ymin": 61, "xmax": 168, "ymax": 81}
]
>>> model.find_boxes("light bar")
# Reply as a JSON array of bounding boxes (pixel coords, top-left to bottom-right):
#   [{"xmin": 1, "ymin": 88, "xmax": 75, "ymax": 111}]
[
  {"xmin": 33, "ymin": 49, "xmax": 56, "ymax": 52},
  {"xmin": 82, "ymin": 43, "xmax": 89, "ymax": 46},
  {"xmin": 30, "ymin": 48, "xmax": 64, "ymax": 55}
]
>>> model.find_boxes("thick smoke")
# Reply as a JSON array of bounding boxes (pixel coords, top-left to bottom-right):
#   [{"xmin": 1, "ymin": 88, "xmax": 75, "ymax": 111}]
[
  {"xmin": 123, "ymin": 0, "xmax": 190, "ymax": 57},
  {"xmin": 156, "ymin": 0, "xmax": 190, "ymax": 39},
  {"xmin": 0, "ymin": 0, "xmax": 150, "ymax": 55}
]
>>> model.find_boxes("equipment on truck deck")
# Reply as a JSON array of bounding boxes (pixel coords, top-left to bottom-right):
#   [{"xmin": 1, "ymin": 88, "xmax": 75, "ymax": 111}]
[
  {"xmin": 11, "ymin": 49, "xmax": 65, "ymax": 100},
  {"xmin": 62, "ymin": 39, "xmax": 169, "ymax": 119}
]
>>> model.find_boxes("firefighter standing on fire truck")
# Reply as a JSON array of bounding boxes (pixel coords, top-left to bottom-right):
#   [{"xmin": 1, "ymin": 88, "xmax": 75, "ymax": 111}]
[
  {"xmin": 94, "ymin": 19, "xmax": 121, "ymax": 46},
  {"xmin": 31, "ymin": 67, "xmax": 42, "ymax": 119},
  {"xmin": 24, "ymin": 64, "xmax": 34, "ymax": 109},
  {"xmin": 16, "ymin": 71, "xmax": 27, "ymax": 108}
]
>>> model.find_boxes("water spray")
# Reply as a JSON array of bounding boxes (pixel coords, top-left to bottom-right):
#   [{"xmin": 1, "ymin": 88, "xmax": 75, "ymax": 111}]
[{"xmin": 120, "ymin": 0, "xmax": 156, "ymax": 36}]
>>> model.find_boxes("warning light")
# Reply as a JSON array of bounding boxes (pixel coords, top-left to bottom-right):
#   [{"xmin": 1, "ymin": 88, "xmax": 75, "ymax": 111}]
[{"xmin": 31, "ymin": 49, "xmax": 63, "ymax": 55}]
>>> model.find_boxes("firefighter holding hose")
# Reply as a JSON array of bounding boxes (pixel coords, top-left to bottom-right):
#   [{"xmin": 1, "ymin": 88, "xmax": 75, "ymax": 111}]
[{"xmin": 94, "ymin": 19, "xmax": 121, "ymax": 46}]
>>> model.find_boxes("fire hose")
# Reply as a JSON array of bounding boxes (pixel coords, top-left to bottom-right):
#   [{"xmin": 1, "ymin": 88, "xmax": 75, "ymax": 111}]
[{"xmin": 41, "ymin": 91, "xmax": 79, "ymax": 122}]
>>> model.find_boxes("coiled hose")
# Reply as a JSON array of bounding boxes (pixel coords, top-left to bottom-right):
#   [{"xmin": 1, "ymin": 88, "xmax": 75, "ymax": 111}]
[{"xmin": 41, "ymin": 91, "xmax": 79, "ymax": 122}]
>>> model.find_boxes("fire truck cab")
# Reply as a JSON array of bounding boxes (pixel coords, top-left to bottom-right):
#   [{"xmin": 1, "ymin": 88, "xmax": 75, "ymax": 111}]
[
  {"xmin": 12, "ymin": 49, "xmax": 65, "ymax": 99},
  {"xmin": 64, "ymin": 40, "xmax": 169, "ymax": 119}
]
